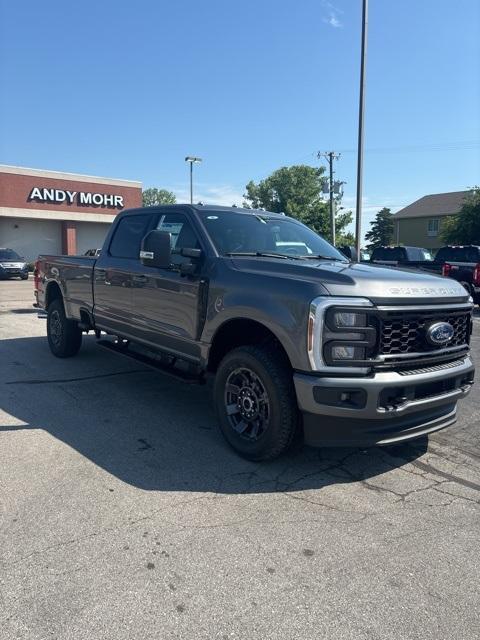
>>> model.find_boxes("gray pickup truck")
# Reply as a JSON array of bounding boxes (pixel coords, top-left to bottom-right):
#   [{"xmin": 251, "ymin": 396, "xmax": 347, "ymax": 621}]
[{"xmin": 34, "ymin": 204, "xmax": 475, "ymax": 460}]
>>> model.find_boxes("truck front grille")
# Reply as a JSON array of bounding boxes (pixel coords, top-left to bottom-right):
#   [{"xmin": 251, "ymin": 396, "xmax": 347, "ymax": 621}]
[{"xmin": 378, "ymin": 310, "xmax": 470, "ymax": 356}]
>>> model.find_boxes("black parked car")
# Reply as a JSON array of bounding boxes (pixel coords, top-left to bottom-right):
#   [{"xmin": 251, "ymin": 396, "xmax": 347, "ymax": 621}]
[{"xmin": 0, "ymin": 248, "xmax": 29, "ymax": 280}]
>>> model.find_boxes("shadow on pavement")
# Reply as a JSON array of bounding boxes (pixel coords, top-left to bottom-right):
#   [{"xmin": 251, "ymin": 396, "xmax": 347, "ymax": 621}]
[{"xmin": 0, "ymin": 335, "xmax": 428, "ymax": 493}]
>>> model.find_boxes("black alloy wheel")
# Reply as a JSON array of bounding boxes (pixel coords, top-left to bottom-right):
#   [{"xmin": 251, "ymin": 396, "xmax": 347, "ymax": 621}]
[
  {"xmin": 224, "ymin": 366, "xmax": 271, "ymax": 441},
  {"xmin": 214, "ymin": 345, "xmax": 299, "ymax": 461}
]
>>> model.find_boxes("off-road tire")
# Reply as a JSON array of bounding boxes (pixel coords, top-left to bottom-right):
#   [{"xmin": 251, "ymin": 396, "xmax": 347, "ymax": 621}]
[
  {"xmin": 47, "ymin": 298, "xmax": 82, "ymax": 358},
  {"xmin": 214, "ymin": 345, "xmax": 299, "ymax": 461}
]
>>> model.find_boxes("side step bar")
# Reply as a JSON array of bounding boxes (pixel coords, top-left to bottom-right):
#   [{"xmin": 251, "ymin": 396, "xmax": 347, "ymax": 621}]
[{"xmin": 96, "ymin": 339, "xmax": 205, "ymax": 385}]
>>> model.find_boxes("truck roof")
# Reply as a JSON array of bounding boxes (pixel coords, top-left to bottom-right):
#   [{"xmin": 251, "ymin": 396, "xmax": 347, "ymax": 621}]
[{"xmin": 118, "ymin": 204, "xmax": 288, "ymax": 218}]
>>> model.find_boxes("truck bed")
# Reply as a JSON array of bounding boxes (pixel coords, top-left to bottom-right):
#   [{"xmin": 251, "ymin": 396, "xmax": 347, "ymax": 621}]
[{"xmin": 36, "ymin": 254, "xmax": 96, "ymax": 318}]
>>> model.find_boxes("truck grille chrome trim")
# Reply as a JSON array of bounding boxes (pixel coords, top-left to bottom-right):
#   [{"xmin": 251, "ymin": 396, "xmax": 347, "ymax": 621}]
[{"xmin": 397, "ymin": 358, "xmax": 466, "ymax": 376}]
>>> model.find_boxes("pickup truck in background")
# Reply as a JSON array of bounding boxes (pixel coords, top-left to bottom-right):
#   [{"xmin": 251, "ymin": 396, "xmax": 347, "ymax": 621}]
[
  {"xmin": 34, "ymin": 205, "xmax": 475, "ymax": 460},
  {"xmin": 369, "ymin": 246, "xmax": 439, "ymax": 271},
  {"xmin": 435, "ymin": 245, "xmax": 480, "ymax": 303}
]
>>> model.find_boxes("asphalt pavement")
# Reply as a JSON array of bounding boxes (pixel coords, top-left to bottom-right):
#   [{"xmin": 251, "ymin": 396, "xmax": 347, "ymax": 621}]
[{"xmin": 1, "ymin": 279, "xmax": 479, "ymax": 639}]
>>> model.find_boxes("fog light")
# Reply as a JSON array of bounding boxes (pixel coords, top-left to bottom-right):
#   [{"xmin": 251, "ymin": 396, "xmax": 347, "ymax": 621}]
[{"xmin": 331, "ymin": 345, "xmax": 365, "ymax": 360}]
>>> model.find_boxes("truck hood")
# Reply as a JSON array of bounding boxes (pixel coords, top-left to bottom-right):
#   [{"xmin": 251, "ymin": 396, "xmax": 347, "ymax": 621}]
[{"xmin": 230, "ymin": 257, "xmax": 470, "ymax": 305}]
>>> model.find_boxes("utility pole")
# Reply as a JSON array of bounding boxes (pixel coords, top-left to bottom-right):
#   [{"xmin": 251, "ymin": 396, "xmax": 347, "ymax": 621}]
[
  {"xmin": 318, "ymin": 151, "xmax": 341, "ymax": 245},
  {"xmin": 355, "ymin": 0, "xmax": 368, "ymax": 257}
]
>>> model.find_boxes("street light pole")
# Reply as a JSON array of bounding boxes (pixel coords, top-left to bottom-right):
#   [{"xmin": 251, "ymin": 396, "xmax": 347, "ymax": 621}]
[
  {"xmin": 185, "ymin": 156, "xmax": 202, "ymax": 204},
  {"xmin": 190, "ymin": 161, "xmax": 193, "ymax": 204},
  {"xmin": 355, "ymin": 0, "xmax": 368, "ymax": 258}
]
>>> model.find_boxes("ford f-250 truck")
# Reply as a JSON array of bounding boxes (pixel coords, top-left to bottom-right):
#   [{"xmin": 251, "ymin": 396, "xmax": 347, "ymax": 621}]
[{"xmin": 34, "ymin": 205, "xmax": 475, "ymax": 460}]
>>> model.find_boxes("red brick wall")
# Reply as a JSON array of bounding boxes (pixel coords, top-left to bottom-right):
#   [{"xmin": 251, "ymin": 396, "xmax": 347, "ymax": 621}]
[
  {"xmin": 61, "ymin": 221, "xmax": 77, "ymax": 254},
  {"xmin": 0, "ymin": 171, "xmax": 142, "ymax": 215}
]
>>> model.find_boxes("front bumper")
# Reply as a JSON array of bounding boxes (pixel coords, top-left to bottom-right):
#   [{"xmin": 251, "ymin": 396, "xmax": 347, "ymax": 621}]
[
  {"xmin": 0, "ymin": 266, "xmax": 28, "ymax": 278},
  {"xmin": 294, "ymin": 356, "xmax": 474, "ymax": 447}
]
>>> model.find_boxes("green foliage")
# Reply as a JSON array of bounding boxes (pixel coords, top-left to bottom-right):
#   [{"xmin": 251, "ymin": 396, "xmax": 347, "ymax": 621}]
[
  {"xmin": 142, "ymin": 188, "xmax": 176, "ymax": 207},
  {"xmin": 441, "ymin": 188, "xmax": 480, "ymax": 244},
  {"xmin": 365, "ymin": 207, "xmax": 394, "ymax": 249},
  {"xmin": 243, "ymin": 164, "xmax": 352, "ymax": 242}
]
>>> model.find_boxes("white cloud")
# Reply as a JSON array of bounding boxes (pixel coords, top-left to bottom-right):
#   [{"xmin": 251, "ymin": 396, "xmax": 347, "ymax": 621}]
[
  {"xmin": 172, "ymin": 184, "xmax": 245, "ymax": 207},
  {"xmin": 326, "ymin": 14, "xmax": 342, "ymax": 28},
  {"xmin": 322, "ymin": 1, "xmax": 343, "ymax": 28}
]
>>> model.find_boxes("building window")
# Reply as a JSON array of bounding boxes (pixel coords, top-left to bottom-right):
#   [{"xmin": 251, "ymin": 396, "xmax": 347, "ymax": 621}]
[{"xmin": 427, "ymin": 218, "xmax": 440, "ymax": 237}]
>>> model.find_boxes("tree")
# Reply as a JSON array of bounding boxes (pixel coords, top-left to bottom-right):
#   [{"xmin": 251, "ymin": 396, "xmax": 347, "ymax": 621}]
[
  {"xmin": 365, "ymin": 207, "xmax": 394, "ymax": 249},
  {"xmin": 441, "ymin": 188, "xmax": 480, "ymax": 244},
  {"xmin": 142, "ymin": 188, "xmax": 176, "ymax": 207},
  {"xmin": 243, "ymin": 164, "xmax": 353, "ymax": 244}
]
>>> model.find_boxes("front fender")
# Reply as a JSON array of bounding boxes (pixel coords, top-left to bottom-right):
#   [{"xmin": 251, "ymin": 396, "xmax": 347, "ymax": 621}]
[{"xmin": 203, "ymin": 289, "xmax": 312, "ymax": 371}]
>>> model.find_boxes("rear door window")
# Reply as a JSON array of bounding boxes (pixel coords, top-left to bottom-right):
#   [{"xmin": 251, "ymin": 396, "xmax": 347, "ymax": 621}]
[{"xmin": 109, "ymin": 214, "xmax": 151, "ymax": 259}]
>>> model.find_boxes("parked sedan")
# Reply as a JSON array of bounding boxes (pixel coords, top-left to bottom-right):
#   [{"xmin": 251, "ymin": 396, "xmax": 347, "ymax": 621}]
[{"xmin": 0, "ymin": 248, "xmax": 29, "ymax": 280}]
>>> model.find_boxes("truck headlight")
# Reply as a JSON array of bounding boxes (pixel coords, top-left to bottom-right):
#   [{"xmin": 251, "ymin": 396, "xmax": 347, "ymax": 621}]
[
  {"xmin": 308, "ymin": 297, "xmax": 375, "ymax": 370},
  {"xmin": 332, "ymin": 311, "xmax": 367, "ymax": 328}
]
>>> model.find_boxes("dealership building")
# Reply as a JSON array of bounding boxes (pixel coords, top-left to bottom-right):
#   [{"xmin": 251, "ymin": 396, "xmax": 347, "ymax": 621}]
[{"xmin": 0, "ymin": 164, "xmax": 142, "ymax": 260}]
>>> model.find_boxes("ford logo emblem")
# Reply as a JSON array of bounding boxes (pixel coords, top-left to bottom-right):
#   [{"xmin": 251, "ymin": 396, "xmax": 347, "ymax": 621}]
[{"xmin": 426, "ymin": 321, "xmax": 454, "ymax": 346}]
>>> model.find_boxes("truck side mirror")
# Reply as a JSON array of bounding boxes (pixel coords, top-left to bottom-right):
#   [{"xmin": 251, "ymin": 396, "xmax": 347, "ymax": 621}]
[{"xmin": 140, "ymin": 230, "xmax": 172, "ymax": 268}]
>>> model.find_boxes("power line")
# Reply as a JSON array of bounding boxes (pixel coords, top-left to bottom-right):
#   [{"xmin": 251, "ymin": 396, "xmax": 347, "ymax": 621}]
[{"xmin": 335, "ymin": 140, "xmax": 480, "ymax": 154}]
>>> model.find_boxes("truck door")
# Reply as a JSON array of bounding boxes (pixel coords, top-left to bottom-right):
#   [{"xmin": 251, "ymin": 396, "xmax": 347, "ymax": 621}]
[
  {"xmin": 130, "ymin": 211, "xmax": 205, "ymax": 361},
  {"xmin": 94, "ymin": 213, "xmax": 152, "ymax": 336}
]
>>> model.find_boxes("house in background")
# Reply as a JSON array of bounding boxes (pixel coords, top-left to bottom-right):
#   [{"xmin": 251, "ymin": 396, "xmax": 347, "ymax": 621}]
[{"xmin": 394, "ymin": 190, "xmax": 471, "ymax": 252}]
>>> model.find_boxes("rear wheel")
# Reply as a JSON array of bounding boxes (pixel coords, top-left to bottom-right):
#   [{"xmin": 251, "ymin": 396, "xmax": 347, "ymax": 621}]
[
  {"xmin": 214, "ymin": 345, "xmax": 299, "ymax": 461},
  {"xmin": 47, "ymin": 298, "xmax": 82, "ymax": 358}
]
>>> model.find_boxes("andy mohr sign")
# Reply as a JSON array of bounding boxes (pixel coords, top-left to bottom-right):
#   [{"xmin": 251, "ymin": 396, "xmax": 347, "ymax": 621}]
[{"xmin": 29, "ymin": 187, "xmax": 124, "ymax": 209}]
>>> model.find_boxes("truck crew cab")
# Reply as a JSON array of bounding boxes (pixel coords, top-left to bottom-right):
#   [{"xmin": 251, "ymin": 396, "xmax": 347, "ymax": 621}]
[{"xmin": 34, "ymin": 205, "xmax": 475, "ymax": 460}]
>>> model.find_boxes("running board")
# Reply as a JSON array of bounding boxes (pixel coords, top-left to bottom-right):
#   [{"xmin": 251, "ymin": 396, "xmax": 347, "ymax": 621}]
[{"xmin": 96, "ymin": 339, "xmax": 205, "ymax": 384}]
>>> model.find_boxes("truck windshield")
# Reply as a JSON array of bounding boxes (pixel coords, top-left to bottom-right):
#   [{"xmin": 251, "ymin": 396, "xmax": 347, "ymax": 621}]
[{"xmin": 198, "ymin": 211, "xmax": 348, "ymax": 261}]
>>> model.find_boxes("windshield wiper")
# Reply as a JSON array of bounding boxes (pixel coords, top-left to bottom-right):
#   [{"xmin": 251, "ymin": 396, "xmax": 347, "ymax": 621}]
[
  {"xmin": 225, "ymin": 251, "xmax": 302, "ymax": 260},
  {"xmin": 299, "ymin": 254, "xmax": 348, "ymax": 262}
]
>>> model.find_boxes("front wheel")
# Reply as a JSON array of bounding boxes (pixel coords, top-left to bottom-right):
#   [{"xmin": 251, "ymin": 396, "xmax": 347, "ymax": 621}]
[
  {"xmin": 47, "ymin": 298, "xmax": 82, "ymax": 358},
  {"xmin": 214, "ymin": 345, "xmax": 299, "ymax": 461}
]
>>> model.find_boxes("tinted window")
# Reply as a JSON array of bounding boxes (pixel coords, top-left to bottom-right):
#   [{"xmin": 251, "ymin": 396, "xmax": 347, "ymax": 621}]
[
  {"xmin": 109, "ymin": 214, "xmax": 151, "ymax": 259},
  {"xmin": 435, "ymin": 246, "xmax": 480, "ymax": 263},
  {"xmin": 156, "ymin": 213, "xmax": 200, "ymax": 265},
  {"xmin": 0, "ymin": 249, "xmax": 21, "ymax": 260},
  {"xmin": 197, "ymin": 211, "xmax": 346, "ymax": 260},
  {"xmin": 371, "ymin": 247, "xmax": 405, "ymax": 261},
  {"xmin": 408, "ymin": 248, "xmax": 432, "ymax": 261}
]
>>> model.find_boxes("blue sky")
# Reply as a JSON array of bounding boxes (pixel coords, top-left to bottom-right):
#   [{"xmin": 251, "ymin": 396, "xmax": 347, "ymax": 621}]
[{"xmin": 1, "ymin": 0, "xmax": 479, "ymax": 237}]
